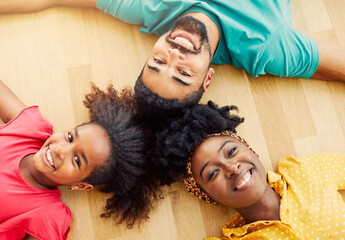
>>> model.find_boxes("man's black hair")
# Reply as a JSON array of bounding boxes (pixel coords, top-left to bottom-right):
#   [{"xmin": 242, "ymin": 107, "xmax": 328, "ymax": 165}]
[{"xmin": 134, "ymin": 68, "xmax": 203, "ymax": 131}]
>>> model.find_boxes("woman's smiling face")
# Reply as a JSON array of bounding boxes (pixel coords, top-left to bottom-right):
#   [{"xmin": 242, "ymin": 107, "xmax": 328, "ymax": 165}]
[{"xmin": 191, "ymin": 135, "xmax": 269, "ymax": 209}]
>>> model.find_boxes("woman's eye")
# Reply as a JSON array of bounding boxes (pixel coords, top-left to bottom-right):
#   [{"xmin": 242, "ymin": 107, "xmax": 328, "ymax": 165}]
[
  {"xmin": 154, "ymin": 58, "xmax": 163, "ymax": 64},
  {"xmin": 180, "ymin": 70, "xmax": 190, "ymax": 77},
  {"xmin": 227, "ymin": 147, "xmax": 237, "ymax": 158},
  {"xmin": 74, "ymin": 156, "xmax": 80, "ymax": 168},
  {"xmin": 68, "ymin": 133, "xmax": 73, "ymax": 142},
  {"xmin": 208, "ymin": 169, "xmax": 219, "ymax": 181}
]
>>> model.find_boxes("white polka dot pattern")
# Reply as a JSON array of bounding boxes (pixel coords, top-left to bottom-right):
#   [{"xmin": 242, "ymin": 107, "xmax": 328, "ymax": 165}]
[{"xmin": 206, "ymin": 153, "xmax": 345, "ymax": 240}]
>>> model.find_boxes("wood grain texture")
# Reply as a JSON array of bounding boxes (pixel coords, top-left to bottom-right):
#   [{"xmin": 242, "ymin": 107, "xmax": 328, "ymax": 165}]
[{"xmin": 1, "ymin": 1, "xmax": 345, "ymax": 239}]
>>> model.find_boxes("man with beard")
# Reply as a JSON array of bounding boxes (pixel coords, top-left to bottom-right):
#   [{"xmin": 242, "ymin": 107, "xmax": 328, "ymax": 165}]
[{"xmin": 2, "ymin": 0, "xmax": 345, "ymax": 115}]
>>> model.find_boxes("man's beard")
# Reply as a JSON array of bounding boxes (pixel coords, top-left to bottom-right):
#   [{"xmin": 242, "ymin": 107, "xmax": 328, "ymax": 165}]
[{"xmin": 167, "ymin": 15, "xmax": 211, "ymax": 57}]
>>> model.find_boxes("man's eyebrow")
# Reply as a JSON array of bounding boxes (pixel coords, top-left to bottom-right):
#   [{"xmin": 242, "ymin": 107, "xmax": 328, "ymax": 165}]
[
  {"xmin": 200, "ymin": 161, "xmax": 210, "ymax": 178},
  {"xmin": 173, "ymin": 76, "xmax": 190, "ymax": 86},
  {"xmin": 218, "ymin": 140, "xmax": 232, "ymax": 153},
  {"xmin": 148, "ymin": 64, "xmax": 190, "ymax": 86},
  {"xmin": 75, "ymin": 128, "xmax": 88, "ymax": 165},
  {"xmin": 147, "ymin": 64, "xmax": 160, "ymax": 72}
]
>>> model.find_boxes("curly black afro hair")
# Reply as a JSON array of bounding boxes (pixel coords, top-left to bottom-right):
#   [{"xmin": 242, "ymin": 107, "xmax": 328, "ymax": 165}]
[
  {"xmin": 151, "ymin": 101, "xmax": 244, "ymax": 185},
  {"xmin": 82, "ymin": 83, "xmax": 159, "ymax": 228}
]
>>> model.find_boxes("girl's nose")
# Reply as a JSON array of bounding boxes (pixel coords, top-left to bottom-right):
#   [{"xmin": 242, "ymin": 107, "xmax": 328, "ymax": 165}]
[{"xmin": 54, "ymin": 143, "xmax": 70, "ymax": 160}]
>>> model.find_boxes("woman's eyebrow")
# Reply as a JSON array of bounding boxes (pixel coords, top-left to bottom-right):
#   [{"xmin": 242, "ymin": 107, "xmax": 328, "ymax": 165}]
[
  {"xmin": 200, "ymin": 140, "xmax": 233, "ymax": 178},
  {"xmin": 218, "ymin": 140, "xmax": 232, "ymax": 153},
  {"xmin": 200, "ymin": 161, "xmax": 210, "ymax": 178}
]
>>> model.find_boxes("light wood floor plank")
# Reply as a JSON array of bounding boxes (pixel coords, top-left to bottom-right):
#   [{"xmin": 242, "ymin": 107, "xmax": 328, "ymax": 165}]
[
  {"xmin": 276, "ymin": 78, "xmax": 316, "ymax": 140},
  {"xmin": 249, "ymin": 76, "xmax": 297, "ymax": 169}
]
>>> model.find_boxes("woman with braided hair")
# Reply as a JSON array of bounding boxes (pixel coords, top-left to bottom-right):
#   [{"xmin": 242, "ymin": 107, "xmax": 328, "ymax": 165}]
[{"xmin": 152, "ymin": 101, "xmax": 345, "ymax": 239}]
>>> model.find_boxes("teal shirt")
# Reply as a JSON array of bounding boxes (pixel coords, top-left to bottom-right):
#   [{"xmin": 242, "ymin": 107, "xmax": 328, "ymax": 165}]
[{"xmin": 97, "ymin": 0, "xmax": 319, "ymax": 78}]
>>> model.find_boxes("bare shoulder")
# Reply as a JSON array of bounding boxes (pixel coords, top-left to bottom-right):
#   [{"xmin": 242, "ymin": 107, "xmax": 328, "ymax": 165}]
[{"xmin": 0, "ymin": 80, "xmax": 26, "ymax": 124}]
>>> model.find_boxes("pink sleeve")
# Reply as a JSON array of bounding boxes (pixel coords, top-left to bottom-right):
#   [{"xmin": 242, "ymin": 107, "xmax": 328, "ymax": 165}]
[{"xmin": 0, "ymin": 202, "xmax": 72, "ymax": 240}]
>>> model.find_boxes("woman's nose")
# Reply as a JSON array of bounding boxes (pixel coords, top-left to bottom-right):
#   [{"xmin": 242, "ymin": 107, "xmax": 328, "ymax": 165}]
[{"xmin": 223, "ymin": 162, "xmax": 240, "ymax": 179}]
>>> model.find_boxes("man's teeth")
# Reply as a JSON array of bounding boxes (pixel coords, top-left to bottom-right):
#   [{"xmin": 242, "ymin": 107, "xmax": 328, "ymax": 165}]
[
  {"xmin": 174, "ymin": 37, "xmax": 194, "ymax": 50},
  {"xmin": 236, "ymin": 171, "xmax": 251, "ymax": 190},
  {"xmin": 46, "ymin": 149, "xmax": 54, "ymax": 168}
]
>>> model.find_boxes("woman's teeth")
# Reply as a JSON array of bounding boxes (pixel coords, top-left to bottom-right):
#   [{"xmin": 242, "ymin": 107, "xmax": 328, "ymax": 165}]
[
  {"xmin": 236, "ymin": 171, "xmax": 251, "ymax": 190},
  {"xmin": 46, "ymin": 149, "xmax": 55, "ymax": 168},
  {"xmin": 174, "ymin": 37, "xmax": 194, "ymax": 50}
]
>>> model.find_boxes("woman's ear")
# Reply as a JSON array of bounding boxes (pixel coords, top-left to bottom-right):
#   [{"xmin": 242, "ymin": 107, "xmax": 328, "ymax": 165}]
[{"xmin": 70, "ymin": 182, "xmax": 94, "ymax": 191}]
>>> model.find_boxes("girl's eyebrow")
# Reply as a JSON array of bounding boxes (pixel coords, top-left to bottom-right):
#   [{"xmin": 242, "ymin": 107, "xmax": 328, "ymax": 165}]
[{"xmin": 75, "ymin": 128, "xmax": 88, "ymax": 165}]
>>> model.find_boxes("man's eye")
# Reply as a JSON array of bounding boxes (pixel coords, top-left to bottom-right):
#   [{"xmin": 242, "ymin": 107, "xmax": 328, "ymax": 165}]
[
  {"xmin": 228, "ymin": 147, "xmax": 237, "ymax": 158},
  {"xmin": 208, "ymin": 169, "xmax": 219, "ymax": 181},
  {"xmin": 68, "ymin": 133, "xmax": 73, "ymax": 142},
  {"xmin": 74, "ymin": 156, "xmax": 80, "ymax": 168},
  {"xmin": 180, "ymin": 70, "xmax": 190, "ymax": 77},
  {"xmin": 154, "ymin": 58, "xmax": 163, "ymax": 64}
]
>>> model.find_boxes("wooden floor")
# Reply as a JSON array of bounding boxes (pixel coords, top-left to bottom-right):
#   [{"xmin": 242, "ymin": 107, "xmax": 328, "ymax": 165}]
[{"xmin": 1, "ymin": 1, "xmax": 345, "ymax": 239}]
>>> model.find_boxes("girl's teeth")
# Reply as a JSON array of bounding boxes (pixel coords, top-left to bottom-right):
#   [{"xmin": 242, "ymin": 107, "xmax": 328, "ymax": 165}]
[{"xmin": 46, "ymin": 149, "xmax": 54, "ymax": 167}]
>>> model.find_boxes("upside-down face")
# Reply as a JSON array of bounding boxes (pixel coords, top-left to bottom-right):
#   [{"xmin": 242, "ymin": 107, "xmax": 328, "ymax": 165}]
[{"xmin": 141, "ymin": 15, "xmax": 214, "ymax": 101}]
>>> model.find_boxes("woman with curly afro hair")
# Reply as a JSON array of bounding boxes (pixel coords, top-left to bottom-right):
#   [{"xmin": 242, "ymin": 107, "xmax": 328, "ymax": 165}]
[
  {"xmin": 152, "ymin": 101, "xmax": 345, "ymax": 239},
  {"xmin": 0, "ymin": 80, "xmax": 157, "ymax": 240}
]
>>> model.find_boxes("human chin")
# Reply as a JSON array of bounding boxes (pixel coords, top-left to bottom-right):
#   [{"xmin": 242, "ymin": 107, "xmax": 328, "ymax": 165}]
[
  {"xmin": 219, "ymin": 169, "xmax": 261, "ymax": 207},
  {"xmin": 172, "ymin": 16, "xmax": 208, "ymax": 39},
  {"xmin": 242, "ymin": 171, "xmax": 267, "ymax": 204}
]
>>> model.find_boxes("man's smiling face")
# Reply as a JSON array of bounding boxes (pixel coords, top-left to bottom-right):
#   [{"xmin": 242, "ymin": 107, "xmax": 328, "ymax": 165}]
[{"xmin": 142, "ymin": 16, "xmax": 214, "ymax": 101}]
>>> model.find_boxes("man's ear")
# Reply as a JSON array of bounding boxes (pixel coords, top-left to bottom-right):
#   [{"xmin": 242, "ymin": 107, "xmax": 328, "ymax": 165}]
[
  {"xmin": 70, "ymin": 182, "xmax": 94, "ymax": 191},
  {"xmin": 203, "ymin": 67, "xmax": 215, "ymax": 92}
]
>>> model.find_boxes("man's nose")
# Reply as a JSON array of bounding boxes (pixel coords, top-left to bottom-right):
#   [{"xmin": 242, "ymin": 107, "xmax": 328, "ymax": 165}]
[
  {"xmin": 168, "ymin": 48, "xmax": 185, "ymax": 63},
  {"xmin": 223, "ymin": 161, "xmax": 240, "ymax": 179}
]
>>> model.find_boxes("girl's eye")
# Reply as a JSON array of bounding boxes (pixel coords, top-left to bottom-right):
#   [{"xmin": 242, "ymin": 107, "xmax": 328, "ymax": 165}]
[
  {"xmin": 208, "ymin": 169, "xmax": 219, "ymax": 181},
  {"xmin": 68, "ymin": 132, "xmax": 73, "ymax": 142},
  {"xmin": 180, "ymin": 70, "xmax": 190, "ymax": 77},
  {"xmin": 228, "ymin": 147, "xmax": 237, "ymax": 158},
  {"xmin": 74, "ymin": 156, "xmax": 80, "ymax": 168},
  {"xmin": 154, "ymin": 58, "xmax": 164, "ymax": 64}
]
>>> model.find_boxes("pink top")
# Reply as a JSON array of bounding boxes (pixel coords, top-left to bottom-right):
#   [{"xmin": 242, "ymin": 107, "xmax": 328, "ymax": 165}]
[{"xmin": 0, "ymin": 106, "xmax": 72, "ymax": 240}]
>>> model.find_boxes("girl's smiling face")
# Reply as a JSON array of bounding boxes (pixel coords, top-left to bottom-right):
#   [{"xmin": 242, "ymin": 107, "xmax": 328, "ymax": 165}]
[
  {"xmin": 32, "ymin": 123, "xmax": 110, "ymax": 188},
  {"xmin": 191, "ymin": 135, "xmax": 270, "ymax": 209}
]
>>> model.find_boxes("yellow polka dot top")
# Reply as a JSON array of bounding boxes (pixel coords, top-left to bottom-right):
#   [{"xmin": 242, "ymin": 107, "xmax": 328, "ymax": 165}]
[{"xmin": 207, "ymin": 153, "xmax": 345, "ymax": 240}]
